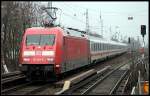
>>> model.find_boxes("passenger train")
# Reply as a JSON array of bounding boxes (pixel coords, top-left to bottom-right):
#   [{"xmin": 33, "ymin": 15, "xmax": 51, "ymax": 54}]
[{"xmin": 19, "ymin": 26, "xmax": 128, "ymax": 81}]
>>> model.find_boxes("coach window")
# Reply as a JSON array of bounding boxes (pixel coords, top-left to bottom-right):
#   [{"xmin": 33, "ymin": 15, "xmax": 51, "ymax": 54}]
[
  {"xmin": 93, "ymin": 43, "xmax": 94, "ymax": 51},
  {"xmin": 111, "ymin": 45, "xmax": 112, "ymax": 50},
  {"xmin": 99, "ymin": 43, "xmax": 100, "ymax": 51},
  {"xmin": 94, "ymin": 43, "xmax": 95, "ymax": 51},
  {"xmin": 107, "ymin": 44, "xmax": 108, "ymax": 50},
  {"xmin": 95, "ymin": 43, "xmax": 97, "ymax": 51},
  {"xmin": 97, "ymin": 43, "xmax": 98, "ymax": 51},
  {"xmin": 98, "ymin": 43, "xmax": 99, "ymax": 51},
  {"xmin": 103, "ymin": 43, "xmax": 104, "ymax": 50},
  {"xmin": 100, "ymin": 43, "xmax": 101, "ymax": 51},
  {"xmin": 110, "ymin": 45, "xmax": 111, "ymax": 50},
  {"xmin": 92, "ymin": 43, "xmax": 93, "ymax": 51},
  {"xmin": 98, "ymin": 43, "xmax": 100, "ymax": 51},
  {"xmin": 107, "ymin": 44, "xmax": 109, "ymax": 50},
  {"xmin": 94, "ymin": 43, "xmax": 96, "ymax": 51},
  {"xmin": 95, "ymin": 43, "xmax": 96, "ymax": 51},
  {"xmin": 103, "ymin": 44, "xmax": 104, "ymax": 50},
  {"xmin": 96, "ymin": 43, "xmax": 98, "ymax": 51},
  {"xmin": 91, "ymin": 43, "xmax": 93, "ymax": 51}
]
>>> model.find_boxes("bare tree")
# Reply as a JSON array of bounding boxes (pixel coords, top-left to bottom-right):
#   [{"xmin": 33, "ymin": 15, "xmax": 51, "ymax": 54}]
[{"xmin": 1, "ymin": 1, "xmax": 40, "ymax": 72}]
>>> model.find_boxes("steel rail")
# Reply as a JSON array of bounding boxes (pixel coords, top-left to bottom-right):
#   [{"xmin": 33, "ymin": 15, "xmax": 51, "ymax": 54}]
[
  {"xmin": 2, "ymin": 74, "xmax": 26, "ymax": 84},
  {"xmin": 24, "ymin": 84, "xmax": 52, "ymax": 95},
  {"xmin": 1, "ymin": 82, "xmax": 32, "ymax": 95},
  {"xmin": 81, "ymin": 61, "xmax": 130, "ymax": 95},
  {"xmin": 2, "ymin": 71, "xmax": 22, "ymax": 78},
  {"xmin": 56, "ymin": 66, "xmax": 110, "ymax": 95},
  {"xmin": 109, "ymin": 70, "xmax": 129, "ymax": 95}
]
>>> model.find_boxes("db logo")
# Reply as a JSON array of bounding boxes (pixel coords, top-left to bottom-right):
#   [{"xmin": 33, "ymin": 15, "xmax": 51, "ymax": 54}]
[{"xmin": 35, "ymin": 51, "xmax": 42, "ymax": 55}]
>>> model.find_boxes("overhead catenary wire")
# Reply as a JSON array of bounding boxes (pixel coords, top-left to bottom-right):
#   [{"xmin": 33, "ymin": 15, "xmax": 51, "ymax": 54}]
[
  {"xmin": 67, "ymin": 3, "xmax": 147, "ymax": 16},
  {"xmin": 36, "ymin": 4, "xmax": 125, "ymax": 36},
  {"xmin": 62, "ymin": 12, "xmax": 86, "ymax": 24},
  {"xmin": 38, "ymin": 3, "xmax": 130, "ymax": 30}
]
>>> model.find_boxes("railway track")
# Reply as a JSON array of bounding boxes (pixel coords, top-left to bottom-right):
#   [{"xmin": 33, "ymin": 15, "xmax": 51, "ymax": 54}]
[
  {"xmin": 2, "ymin": 73, "xmax": 26, "ymax": 84},
  {"xmin": 2, "ymin": 71, "xmax": 27, "ymax": 91},
  {"xmin": 56, "ymin": 61, "xmax": 131, "ymax": 95},
  {"xmin": 2, "ymin": 53, "xmax": 131, "ymax": 95},
  {"xmin": 2, "ymin": 81, "xmax": 55, "ymax": 95},
  {"xmin": 2, "ymin": 71, "xmax": 21, "ymax": 78}
]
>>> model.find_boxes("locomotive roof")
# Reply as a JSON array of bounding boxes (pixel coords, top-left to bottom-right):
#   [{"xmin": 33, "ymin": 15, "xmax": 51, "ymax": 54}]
[{"xmin": 27, "ymin": 27, "xmax": 127, "ymax": 46}]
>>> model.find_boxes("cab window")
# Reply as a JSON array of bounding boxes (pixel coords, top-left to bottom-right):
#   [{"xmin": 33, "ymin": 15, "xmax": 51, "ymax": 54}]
[{"xmin": 26, "ymin": 34, "xmax": 55, "ymax": 46}]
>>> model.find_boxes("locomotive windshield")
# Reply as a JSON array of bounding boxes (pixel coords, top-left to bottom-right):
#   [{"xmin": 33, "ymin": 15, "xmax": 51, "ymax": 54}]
[{"xmin": 26, "ymin": 34, "xmax": 55, "ymax": 46}]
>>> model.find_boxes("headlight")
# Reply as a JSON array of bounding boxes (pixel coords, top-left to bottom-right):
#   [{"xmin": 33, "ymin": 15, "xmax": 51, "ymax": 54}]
[
  {"xmin": 42, "ymin": 51, "xmax": 55, "ymax": 56},
  {"xmin": 55, "ymin": 64, "xmax": 60, "ymax": 68},
  {"xmin": 23, "ymin": 58, "xmax": 30, "ymax": 61},
  {"xmin": 24, "ymin": 51, "xmax": 35, "ymax": 56},
  {"xmin": 47, "ymin": 58, "xmax": 54, "ymax": 62}
]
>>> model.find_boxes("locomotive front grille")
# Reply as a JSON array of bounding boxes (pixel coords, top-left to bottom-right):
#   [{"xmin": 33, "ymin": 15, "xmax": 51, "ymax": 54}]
[{"xmin": 21, "ymin": 64, "xmax": 54, "ymax": 72}]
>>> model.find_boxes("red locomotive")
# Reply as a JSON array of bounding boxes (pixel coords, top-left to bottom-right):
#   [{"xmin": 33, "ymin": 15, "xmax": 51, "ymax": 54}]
[
  {"xmin": 19, "ymin": 27, "xmax": 90, "ymax": 80},
  {"xmin": 19, "ymin": 26, "xmax": 127, "ymax": 81}
]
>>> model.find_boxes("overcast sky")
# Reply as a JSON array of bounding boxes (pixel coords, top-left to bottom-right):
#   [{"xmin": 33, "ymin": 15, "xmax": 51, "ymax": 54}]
[{"xmin": 41, "ymin": 1, "xmax": 148, "ymax": 46}]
